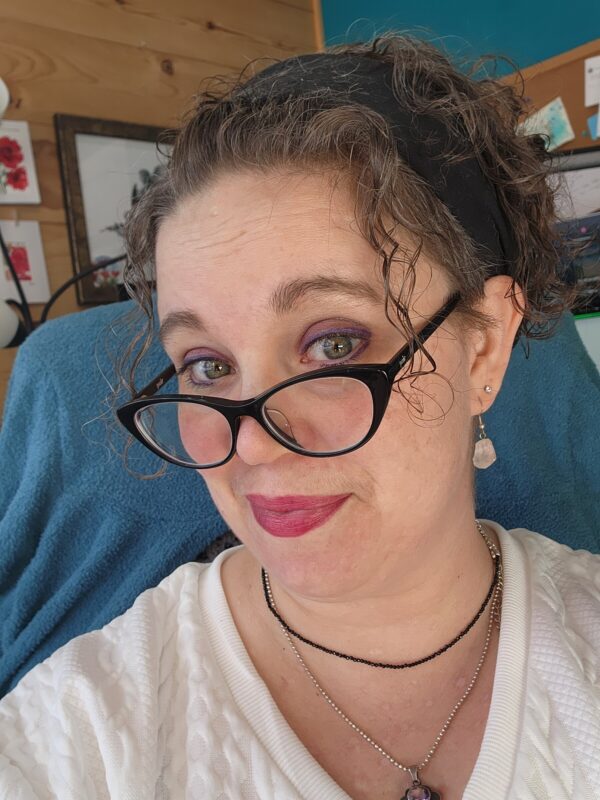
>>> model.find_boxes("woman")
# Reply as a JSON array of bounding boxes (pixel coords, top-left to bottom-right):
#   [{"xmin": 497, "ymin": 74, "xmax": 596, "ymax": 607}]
[{"xmin": 1, "ymin": 36, "xmax": 598, "ymax": 800}]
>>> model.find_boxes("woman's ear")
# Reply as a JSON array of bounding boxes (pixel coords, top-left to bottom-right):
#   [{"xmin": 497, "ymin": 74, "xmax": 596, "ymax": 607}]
[{"xmin": 467, "ymin": 275, "xmax": 524, "ymax": 416}]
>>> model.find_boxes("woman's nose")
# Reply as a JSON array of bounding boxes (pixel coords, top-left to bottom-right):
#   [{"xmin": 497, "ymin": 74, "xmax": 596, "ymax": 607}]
[{"xmin": 234, "ymin": 415, "xmax": 289, "ymax": 466}]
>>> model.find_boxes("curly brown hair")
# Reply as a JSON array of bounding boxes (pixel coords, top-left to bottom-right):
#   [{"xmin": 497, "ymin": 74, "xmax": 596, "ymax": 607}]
[{"xmin": 112, "ymin": 33, "xmax": 574, "ymax": 460}]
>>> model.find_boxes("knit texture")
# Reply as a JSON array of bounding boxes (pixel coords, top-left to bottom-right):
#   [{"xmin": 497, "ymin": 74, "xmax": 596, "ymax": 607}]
[{"xmin": 1, "ymin": 522, "xmax": 599, "ymax": 799}]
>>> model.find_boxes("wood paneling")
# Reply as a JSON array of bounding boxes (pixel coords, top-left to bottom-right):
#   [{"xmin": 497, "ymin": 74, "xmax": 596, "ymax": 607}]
[
  {"xmin": 0, "ymin": 19, "xmax": 292, "ymax": 128},
  {"xmin": 0, "ymin": 0, "xmax": 315, "ymax": 63},
  {"xmin": 0, "ymin": 0, "xmax": 318, "ymax": 416}
]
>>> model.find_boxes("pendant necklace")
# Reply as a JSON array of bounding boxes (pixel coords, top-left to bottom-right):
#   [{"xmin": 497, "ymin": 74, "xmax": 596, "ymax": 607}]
[{"xmin": 264, "ymin": 521, "xmax": 503, "ymax": 799}]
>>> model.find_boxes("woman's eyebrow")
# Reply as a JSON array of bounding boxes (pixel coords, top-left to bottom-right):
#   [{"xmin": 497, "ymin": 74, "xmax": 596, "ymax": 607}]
[
  {"xmin": 159, "ymin": 309, "xmax": 206, "ymax": 349},
  {"xmin": 159, "ymin": 275, "xmax": 382, "ymax": 348},
  {"xmin": 269, "ymin": 274, "xmax": 382, "ymax": 314}
]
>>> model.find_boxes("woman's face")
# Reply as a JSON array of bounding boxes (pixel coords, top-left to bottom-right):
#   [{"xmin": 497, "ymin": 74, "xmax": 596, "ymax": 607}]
[{"xmin": 155, "ymin": 170, "xmax": 478, "ymax": 598}]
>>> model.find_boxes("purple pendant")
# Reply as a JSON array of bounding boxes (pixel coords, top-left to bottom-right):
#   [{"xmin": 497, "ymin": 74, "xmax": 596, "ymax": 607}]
[{"xmin": 402, "ymin": 768, "xmax": 441, "ymax": 800}]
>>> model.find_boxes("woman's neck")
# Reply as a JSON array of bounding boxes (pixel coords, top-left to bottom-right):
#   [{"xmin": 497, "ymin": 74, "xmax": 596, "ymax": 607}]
[
  {"xmin": 258, "ymin": 517, "xmax": 497, "ymax": 667},
  {"xmin": 220, "ymin": 516, "xmax": 502, "ymax": 800},
  {"xmin": 222, "ymin": 512, "xmax": 500, "ymax": 683}
]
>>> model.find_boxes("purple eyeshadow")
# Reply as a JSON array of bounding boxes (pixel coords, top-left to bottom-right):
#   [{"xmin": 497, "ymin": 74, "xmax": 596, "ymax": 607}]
[
  {"xmin": 300, "ymin": 325, "xmax": 371, "ymax": 353},
  {"xmin": 181, "ymin": 349, "xmax": 224, "ymax": 368}
]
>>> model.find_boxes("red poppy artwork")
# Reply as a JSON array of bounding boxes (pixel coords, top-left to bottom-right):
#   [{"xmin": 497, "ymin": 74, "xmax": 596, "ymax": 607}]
[
  {"xmin": 6, "ymin": 166, "xmax": 28, "ymax": 190},
  {"xmin": 6, "ymin": 244, "xmax": 32, "ymax": 282},
  {"xmin": 0, "ymin": 220, "xmax": 50, "ymax": 302},
  {"xmin": 92, "ymin": 268, "xmax": 121, "ymax": 289},
  {"xmin": 0, "ymin": 137, "xmax": 24, "ymax": 169},
  {"xmin": 0, "ymin": 121, "xmax": 41, "ymax": 204},
  {"xmin": 0, "ymin": 137, "xmax": 28, "ymax": 193}
]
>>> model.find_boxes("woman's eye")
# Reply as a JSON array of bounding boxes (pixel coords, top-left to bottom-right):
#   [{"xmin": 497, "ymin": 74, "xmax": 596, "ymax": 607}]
[
  {"xmin": 303, "ymin": 332, "xmax": 368, "ymax": 363},
  {"xmin": 180, "ymin": 358, "xmax": 232, "ymax": 387}
]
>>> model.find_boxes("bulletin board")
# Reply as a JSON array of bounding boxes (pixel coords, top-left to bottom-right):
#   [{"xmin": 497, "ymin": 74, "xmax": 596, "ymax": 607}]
[
  {"xmin": 507, "ymin": 37, "xmax": 600, "ymax": 151},
  {"xmin": 506, "ymin": 38, "xmax": 600, "ymax": 318}
]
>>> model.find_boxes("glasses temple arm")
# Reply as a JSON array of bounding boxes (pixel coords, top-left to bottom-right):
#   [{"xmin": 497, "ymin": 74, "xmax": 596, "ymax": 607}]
[
  {"xmin": 414, "ymin": 293, "xmax": 461, "ymax": 346},
  {"xmin": 133, "ymin": 363, "xmax": 177, "ymax": 399}
]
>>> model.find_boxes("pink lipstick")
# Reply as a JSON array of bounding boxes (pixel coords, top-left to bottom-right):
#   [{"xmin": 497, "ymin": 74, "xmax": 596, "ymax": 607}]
[{"xmin": 246, "ymin": 493, "xmax": 351, "ymax": 537}]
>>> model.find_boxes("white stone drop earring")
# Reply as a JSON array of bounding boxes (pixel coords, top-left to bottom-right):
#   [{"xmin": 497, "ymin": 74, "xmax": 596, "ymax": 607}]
[{"xmin": 473, "ymin": 386, "xmax": 497, "ymax": 469}]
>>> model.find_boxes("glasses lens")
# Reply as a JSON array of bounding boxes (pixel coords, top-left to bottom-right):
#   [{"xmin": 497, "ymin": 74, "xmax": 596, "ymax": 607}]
[
  {"xmin": 134, "ymin": 401, "xmax": 233, "ymax": 467},
  {"xmin": 133, "ymin": 375, "xmax": 374, "ymax": 466},
  {"xmin": 262, "ymin": 376, "xmax": 374, "ymax": 454}
]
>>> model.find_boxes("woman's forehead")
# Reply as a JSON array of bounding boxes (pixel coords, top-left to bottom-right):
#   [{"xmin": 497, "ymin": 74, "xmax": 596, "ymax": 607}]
[
  {"xmin": 155, "ymin": 171, "xmax": 381, "ymax": 294},
  {"xmin": 155, "ymin": 170, "xmax": 446, "ymax": 323},
  {"xmin": 158, "ymin": 172, "xmax": 364, "ymax": 259}
]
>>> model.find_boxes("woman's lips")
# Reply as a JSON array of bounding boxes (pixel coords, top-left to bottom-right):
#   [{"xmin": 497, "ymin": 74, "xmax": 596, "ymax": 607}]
[{"xmin": 245, "ymin": 493, "xmax": 351, "ymax": 537}]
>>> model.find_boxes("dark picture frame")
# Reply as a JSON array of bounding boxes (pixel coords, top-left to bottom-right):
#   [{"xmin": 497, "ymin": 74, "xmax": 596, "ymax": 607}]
[{"xmin": 54, "ymin": 114, "xmax": 165, "ymax": 305}]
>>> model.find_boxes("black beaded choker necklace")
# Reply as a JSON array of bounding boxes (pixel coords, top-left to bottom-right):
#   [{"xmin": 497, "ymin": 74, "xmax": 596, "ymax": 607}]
[{"xmin": 261, "ymin": 530, "xmax": 500, "ymax": 670}]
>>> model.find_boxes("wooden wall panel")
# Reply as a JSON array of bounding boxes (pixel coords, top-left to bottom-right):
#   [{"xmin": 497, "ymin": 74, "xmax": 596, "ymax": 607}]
[
  {"xmin": 0, "ymin": 0, "xmax": 317, "ymax": 417},
  {"xmin": 0, "ymin": 19, "xmax": 254, "ymax": 127},
  {"xmin": 1, "ymin": 0, "xmax": 314, "ymax": 66}
]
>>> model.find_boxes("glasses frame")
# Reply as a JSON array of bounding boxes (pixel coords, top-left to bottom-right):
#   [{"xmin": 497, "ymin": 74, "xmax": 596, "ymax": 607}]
[{"xmin": 116, "ymin": 293, "xmax": 461, "ymax": 468}]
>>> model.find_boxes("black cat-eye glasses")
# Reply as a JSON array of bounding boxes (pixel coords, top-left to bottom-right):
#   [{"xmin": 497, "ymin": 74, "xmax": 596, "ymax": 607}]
[{"xmin": 117, "ymin": 293, "xmax": 460, "ymax": 468}]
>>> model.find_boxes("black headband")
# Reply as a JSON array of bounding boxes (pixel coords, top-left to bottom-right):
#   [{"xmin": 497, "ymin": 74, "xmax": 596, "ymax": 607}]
[{"xmin": 241, "ymin": 53, "xmax": 517, "ymax": 276}]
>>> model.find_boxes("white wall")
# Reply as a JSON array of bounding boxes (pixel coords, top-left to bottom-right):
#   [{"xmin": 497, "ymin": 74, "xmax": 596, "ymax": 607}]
[{"xmin": 575, "ymin": 316, "xmax": 600, "ymax": 373}]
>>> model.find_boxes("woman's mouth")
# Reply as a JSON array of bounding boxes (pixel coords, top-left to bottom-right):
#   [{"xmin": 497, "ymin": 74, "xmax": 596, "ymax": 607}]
[{"xmin": 245, "ymin": 493, "xmax": 351, "ymax": 537}]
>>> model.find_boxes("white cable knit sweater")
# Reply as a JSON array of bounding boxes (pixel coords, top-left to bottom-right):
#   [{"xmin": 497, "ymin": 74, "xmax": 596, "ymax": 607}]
[{"xmin": 0, "ymin": 521, "xmax": 599, "ymax": 800}]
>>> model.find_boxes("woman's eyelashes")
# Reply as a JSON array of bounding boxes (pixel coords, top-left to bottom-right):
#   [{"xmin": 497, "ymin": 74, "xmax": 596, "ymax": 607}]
[
  {"xmin": 299, "ymin": 327, "xmax": 371, "ymax": 364},
  {"xmin": 177, "ymin": 326, "xmax": 372, "ymax": 389},
  {"xmin": 178, "ymin": 357, "xmax": 231, "ymax": 388}
]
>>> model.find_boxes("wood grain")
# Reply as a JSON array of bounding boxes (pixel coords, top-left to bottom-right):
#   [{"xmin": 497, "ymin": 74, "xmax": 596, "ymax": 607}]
[
  {"xmin": 0, "ymin": 19, "xmax": 233, "ymax": 128},
  {"xmin": 0, "ymin": 0, "xmax": 313, "ymax": 72},
  {"xmin": 0, "ymin": 0, "xmax": 317, "ymax": 417}
]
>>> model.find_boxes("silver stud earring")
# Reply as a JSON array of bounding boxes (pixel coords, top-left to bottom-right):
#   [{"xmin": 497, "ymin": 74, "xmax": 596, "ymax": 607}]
[
  {"xmin": 473, "ymin": 413, "xmax": 497, "ymax": 469},
  {"xmin": 484, "ymin": 384, "xmax": 493, "ymax": 394}
]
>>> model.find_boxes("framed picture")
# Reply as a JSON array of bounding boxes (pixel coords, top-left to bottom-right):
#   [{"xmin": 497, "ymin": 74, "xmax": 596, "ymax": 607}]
[
  {"xmin": 0, "ymin": 220, "xmax": 50, "ymax": 303},
  {"xmin": 54, "ymin": 114, "xmax": 166, "ymax": 305},
  {"xmin": 0, "ymin": 120, "xmax": 41, "ymax": 204},
  {"xmin": 551, "ymin": 146, "xmax": 600, "ymax": 317}
]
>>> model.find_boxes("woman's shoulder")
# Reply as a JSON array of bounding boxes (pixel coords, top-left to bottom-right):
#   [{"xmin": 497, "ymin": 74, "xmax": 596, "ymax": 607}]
[
  {"xmin": 492, "ymin": 522, "xmax": 600, "ymax": 694},
  {"xmin": 0, "ymin": 556, "xmax": 226, "ymax": 797},
  {"xmin": 495, "ymin": 526, "xmax": 600, "ymax": 797},
  {"xmin": 513, "ymin": 524, "xmax": 600, "ymax": 569},
  {"xmin": 501, "ymin": 525, "xmax": 600, "ymax": 721},
  {"xmin": 4, "ymin": 555, "xmax": 220, "ymax": 695},
  {"xmin": 503, "ymin": 525, "xmax": 600, "ymax": 624},
  {"xmin": 509, "ymin": 525, "xmax": 600, "ymax": 591}
]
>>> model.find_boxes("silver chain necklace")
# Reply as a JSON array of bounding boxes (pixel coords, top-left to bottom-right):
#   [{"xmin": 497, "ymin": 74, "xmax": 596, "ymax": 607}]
[{"xmin": 266, "ymin": 521, "xmax": 503, "ymax": 800}]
